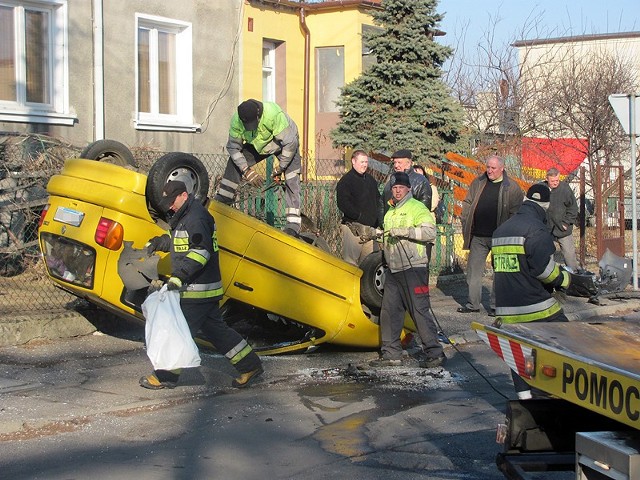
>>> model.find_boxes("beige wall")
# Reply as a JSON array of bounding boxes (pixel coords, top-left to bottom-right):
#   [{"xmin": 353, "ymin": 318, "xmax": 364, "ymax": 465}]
[{"xmin": 242, "ymin": 3, "xmax": 377, "ymax": 165}]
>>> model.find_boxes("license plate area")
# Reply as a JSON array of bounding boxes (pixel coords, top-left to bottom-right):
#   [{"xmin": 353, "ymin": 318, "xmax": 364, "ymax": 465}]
[
  {"xmin": 40, "ymin": 233, "xmax": 96, "ymax": 288},
  {"xmin": 53, "ymin": 207, "xmax": 85, "ymax": 227}
]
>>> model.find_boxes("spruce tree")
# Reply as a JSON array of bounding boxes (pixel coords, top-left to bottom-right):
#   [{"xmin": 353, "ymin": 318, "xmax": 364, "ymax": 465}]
[{"xmin": 331, "ymin": 0, "xmax": 464, "ymax": 166}]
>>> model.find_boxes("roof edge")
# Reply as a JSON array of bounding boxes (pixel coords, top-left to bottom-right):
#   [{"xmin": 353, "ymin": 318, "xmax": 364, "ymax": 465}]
[{"xmin": 512, "ymin": 31, "xmax": 640, "ymax": 48}]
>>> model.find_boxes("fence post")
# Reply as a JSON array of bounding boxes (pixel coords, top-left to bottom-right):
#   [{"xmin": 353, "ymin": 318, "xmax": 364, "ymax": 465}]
[{"xmin": 265, "ymin": 155, "xmax": 276, "ymax": 227}]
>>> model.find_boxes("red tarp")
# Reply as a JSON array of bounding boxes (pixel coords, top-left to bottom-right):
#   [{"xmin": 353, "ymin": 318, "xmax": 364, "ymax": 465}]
[{"xmin": 521, "ymin": 137, "xmax": 588, "ymax": 175}]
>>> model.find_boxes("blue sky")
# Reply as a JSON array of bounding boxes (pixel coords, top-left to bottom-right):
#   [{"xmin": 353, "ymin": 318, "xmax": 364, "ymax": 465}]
[{"xmin": 436, "ymin": 0, "xmax": 639, "ymax": 51}]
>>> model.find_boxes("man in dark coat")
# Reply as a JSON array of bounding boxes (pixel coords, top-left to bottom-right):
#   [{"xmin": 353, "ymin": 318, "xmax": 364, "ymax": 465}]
[
  {"xmin": 142, "ymin": 181, "xmax": 263, "ymax": 389},
  {"xmin": 458, "ymin": 155, "xmax": 523, "ymax": 315},
  {"xmin": 336, "ymin": 150, "xmax": 381, "ymax": 265},
  {"xmin": 543, "ymin": 168, "xmax": 580, "ymax": 272}
]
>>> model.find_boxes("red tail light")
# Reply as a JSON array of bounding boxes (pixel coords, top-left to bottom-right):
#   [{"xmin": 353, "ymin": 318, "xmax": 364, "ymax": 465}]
[
  {"xmin": 38, "ymin": 203, "xmax": 50, "ymax": 228},
  {"xmin": 95, "ymin": 217, "xmax": 124, "ymax": 250}
]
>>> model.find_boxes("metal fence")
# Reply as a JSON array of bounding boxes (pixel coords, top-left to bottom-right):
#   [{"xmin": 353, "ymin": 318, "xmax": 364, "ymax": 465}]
[{"xmin": 0, "ymin": 138, "xmax": 461, "ymax": 316}]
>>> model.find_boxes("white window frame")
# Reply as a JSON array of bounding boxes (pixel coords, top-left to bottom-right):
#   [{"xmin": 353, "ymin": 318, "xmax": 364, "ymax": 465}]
[
  {"xmin": 0, "ymin": 0, "xmax": 73, "ymax": 125},
  {"xmin": 262, "ymin": 41, "xmax": 276, "ymax": 102},
  {"xmin": 134, "ymin": 14, "xmax": 198, "ymax": 132}
]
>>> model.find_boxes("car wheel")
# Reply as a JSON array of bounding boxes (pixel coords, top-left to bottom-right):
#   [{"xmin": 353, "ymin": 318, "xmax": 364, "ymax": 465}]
[
  {"xmin": 359, "ymin": 250, "xmax": 387, "ymax": 311},
  {"xmin": 79, "ymin": 139, "xmax": 137, "ymax": 167},
  {"xmin": 146, "ymin": 152, "xmax": 210, "ymax": 213}
]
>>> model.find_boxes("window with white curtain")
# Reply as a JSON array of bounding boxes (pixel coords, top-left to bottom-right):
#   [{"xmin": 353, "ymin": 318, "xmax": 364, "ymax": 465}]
[
  {"xmin": 0, "ymin": 0, "xmax": 72, "ymax": 125},
  {"xmin": 262, "ymin": 41, "xmax": 276, "ymax": 102},
  {"xmin": 135, "ymin": 14, "xmax": 196, "ymax": 131}
]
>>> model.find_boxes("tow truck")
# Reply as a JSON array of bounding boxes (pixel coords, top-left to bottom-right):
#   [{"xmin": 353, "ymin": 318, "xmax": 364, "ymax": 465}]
[{"xmin": 472, "ymin": 301, "xmax": 640, "ymax": 479}]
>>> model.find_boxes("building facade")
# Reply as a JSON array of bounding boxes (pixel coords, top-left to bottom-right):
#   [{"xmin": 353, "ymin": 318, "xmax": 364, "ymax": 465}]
[
  {"xmin": 1, "ymin": 0, "xmax": 381, "ymax": 169},
  {"xmin": 1, "ymin": 0, "xmax": 241, "ymax": 153}
]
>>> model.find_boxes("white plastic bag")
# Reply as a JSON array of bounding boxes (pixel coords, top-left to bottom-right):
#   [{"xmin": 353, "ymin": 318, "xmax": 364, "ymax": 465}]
[{"xmin": 142, "ymin": 285, "xmax": 201, "ymax": 370}]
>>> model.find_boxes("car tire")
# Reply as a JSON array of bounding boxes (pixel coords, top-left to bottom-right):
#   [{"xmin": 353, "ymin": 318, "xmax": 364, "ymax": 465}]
[
  {"xmin": 146, "ymin": 152, "xmax": 210, "ymax": 213},
  {"xmin": 359, "ymin": 250, "xmax": 387, "ymax": 311},
  {"xmin": 79, "ymin": 139, "xmax": 137, "ymax": 167}
]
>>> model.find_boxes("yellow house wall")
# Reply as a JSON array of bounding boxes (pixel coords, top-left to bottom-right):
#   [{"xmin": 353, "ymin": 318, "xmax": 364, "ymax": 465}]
[{"xmin": 243, "ymin": 5, "xmax": 376, "ymax": 164}]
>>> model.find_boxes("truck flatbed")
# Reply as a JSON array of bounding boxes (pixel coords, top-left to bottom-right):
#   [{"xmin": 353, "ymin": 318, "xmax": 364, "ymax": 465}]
[{"xmin": 473, "ymin": 319, "xmax": 640, "ymax": 429}]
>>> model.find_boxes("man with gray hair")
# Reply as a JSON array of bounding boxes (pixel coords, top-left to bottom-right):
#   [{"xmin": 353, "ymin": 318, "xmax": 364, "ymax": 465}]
[
  {"xmin": 543, "ymin": 167, "xmax": 580, "ymax": 272},
  {"xmin": 458, "ymin": 155, "xmax": 523, "ymax": 316}
]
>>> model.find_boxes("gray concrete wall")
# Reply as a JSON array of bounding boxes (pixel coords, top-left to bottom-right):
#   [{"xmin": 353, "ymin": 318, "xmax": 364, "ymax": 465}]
[{"xmin": 0, "ymin": 0, "xmax": 240, "ymax": 155}]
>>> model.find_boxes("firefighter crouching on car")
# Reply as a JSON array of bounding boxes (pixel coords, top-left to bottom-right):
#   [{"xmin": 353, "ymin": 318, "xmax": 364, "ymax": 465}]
[
  {"xmin": 369, "ymin": 171, "xmax": 445, "ymax": 369},
  {"xmin": 141, "ymin": 181, "xmax": 263, "ymax": 390},
  {"xmin": 491, "ymin": 183, "xmax": 571, "ymax": 399},
  {"xmin": 213, "ymin": 99, "xmax": 302, "ymax": 236}
]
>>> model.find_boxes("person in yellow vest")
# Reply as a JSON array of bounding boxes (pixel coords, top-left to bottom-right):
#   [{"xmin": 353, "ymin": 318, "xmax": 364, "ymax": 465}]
[
  {"xmin": 369, "ymin": 171, "xmax": 445, "ymax": 369},
  {"xmin": 213, "ymin": 99, "xmax": 302, "ymax": 235}
]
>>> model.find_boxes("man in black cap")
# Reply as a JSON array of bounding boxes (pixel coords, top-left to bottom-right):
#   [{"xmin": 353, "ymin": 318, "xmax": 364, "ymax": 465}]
[
  {"xmin": 370, "ymin": 171, "xmax": 445, "ymax": 369},
  {"xmin": 142, "ymin": 180, "xmax": 263, "ymax": 389},
  {"xmin": 380, "ymin": 149, "xmax": 433, "ymax": 219},
  {"xmin": 491, "ymin": 183, "xmax": 571, "ymax": 399},
  {"xmin": 213, "ymin": 99, "xmax": 302, "ymax": 235}
]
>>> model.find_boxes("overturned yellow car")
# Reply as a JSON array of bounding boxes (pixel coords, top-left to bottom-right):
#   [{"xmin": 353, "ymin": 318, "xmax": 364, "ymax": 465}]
[{"xmin": 38, "ymin": 154, "xmax": 391, "ymax": 354}]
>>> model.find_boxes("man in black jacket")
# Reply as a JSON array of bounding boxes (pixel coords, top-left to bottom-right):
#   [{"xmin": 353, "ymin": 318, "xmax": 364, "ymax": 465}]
[
  {"xmin": 380, "ymin": 149, "xmax": 432, "ymax": 219},
  {"xmin": 336, "ymin": 150, "xmax": 381, "ymax": 265},
  {"xmin": 141, "ymin": 181, "xmax": 263, "ymax": 390},
  {"xmin": 543, "ymin": 168, "xmax": 580, "ymax": 272}
]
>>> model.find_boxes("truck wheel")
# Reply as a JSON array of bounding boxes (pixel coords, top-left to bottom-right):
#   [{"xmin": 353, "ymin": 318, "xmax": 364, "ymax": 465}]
[
  {"xmin": 146, "ymin": 152, "xmax": 210, "ymax": 213},
  {"xmin": 359, "ymin": 251, "xmax": 387, "ymax": 311},
  {"xmin": 79, "ymin": 139, "xmax": 137, "ymax": 167}
]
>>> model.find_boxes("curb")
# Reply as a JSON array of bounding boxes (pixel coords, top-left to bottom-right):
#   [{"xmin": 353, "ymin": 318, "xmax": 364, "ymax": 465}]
[{"xmin": 0, "ymin": 311, "xmax": 96, "ymax": 347}]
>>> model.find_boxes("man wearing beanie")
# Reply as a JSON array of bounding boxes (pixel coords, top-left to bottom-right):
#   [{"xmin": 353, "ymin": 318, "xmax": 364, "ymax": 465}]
[
  {"xmin": 142, "ymin": 181, "xmax": 263, "ymax": 389},
  {"xmin": 491, "ymin": 182, "xmax": 571, "ymax": 399},
  {"xmin": 370, "ymin": 171, "xmax": 445, "ymax": 369},
  {"xmin": 458, "ymin": 155, "xmax": 523, "ymax": 316},
  {"xmin": 213, "ymin": 99, "xmax": 302, "ymax": 235}
]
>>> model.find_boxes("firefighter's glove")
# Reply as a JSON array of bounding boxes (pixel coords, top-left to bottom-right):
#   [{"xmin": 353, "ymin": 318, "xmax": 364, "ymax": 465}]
[
  {"xmin": 145, "ymin": 235, "xmax": 167, "ymax": 255},
  {"xmin": 389, "ymin": 227, "xmax": 411, "ymax": 239},
  {"xmin": 242, "ymin": 166, "xmax": 263, "ymax": 187},
  {"xmin": 271, "ymin": 166, "xmax": 284, "ymax": 183},
  {"xmin": 166, "ymin": 277, "xmax": 183, "ymax": 291},
  {"xmin": 148, "ymin": 279, "xmax": 164, "ymax": 292}
]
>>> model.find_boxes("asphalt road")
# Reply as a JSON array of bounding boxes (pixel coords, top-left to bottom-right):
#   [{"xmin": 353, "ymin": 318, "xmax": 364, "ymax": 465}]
[
  {"xmin": 1, "ymin": 277, "xmax": 638, "ymax": 479},
  {"xmin": 0, "ymin": 315, "xmax": 579, "ymax": 480}
]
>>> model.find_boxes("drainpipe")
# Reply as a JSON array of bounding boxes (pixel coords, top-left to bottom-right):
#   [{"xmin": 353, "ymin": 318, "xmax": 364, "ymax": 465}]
[
  {"xmin": 92, "ymin": 0, "xmax": 105, "ymax": 140},
  {"xmin": 298, "ymin": 6, "xmax": 310, "ymax": 182}
]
